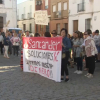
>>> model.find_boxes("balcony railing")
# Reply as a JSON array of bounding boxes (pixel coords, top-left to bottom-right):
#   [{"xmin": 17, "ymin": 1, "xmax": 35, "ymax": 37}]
[
  {"xmin": 77, "ymin": 3, "xmax": 85, "ymax": 12},
  {"xmin": 28, "ymin": 13, "xmax": 32, "ymax": 19},
  {"xmin": 17, "ymin": 16, "xmax": 19, "ymax": 20},
  {"xmin": 52, "ymin": 11, "xmax": 62, "ymax": 19},
  {"xmin": 22, "ymin": 14, "xmax": 25, "ymax": 20},
  {"xmin": 0, "ymin": 0, "xmax": 3, "ymax": 4}
]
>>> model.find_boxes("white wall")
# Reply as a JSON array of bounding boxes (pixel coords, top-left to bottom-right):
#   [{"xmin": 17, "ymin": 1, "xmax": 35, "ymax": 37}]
[
  {"xmin": 69, "ymin": 0, "xmax": 100, "ymax": 35},
  {"xmin": 17, "ymin": 0, "xmax": 35, "ymax": 33},
  {"xmin": 0, "ymin": 0, "xmax": 17, "ymax": 29}
]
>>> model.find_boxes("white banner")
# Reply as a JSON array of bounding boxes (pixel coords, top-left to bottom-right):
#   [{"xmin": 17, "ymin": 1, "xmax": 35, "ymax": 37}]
[
  {"xmin": 23, "ymin": 37, "xmax": 62, "ymax": 82},
  {"xmin": 35, "ymin": 10, "xmax": 48, "ymax": 25}
]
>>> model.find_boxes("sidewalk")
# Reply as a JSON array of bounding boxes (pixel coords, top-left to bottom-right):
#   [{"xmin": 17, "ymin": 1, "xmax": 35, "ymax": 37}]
[{"xmin": 0, "ymin": 54, "xmax": 100, "ymax": 100}]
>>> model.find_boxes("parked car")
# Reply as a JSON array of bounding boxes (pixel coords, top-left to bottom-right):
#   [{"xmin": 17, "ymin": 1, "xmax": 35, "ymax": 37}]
[{"xmin": 7, "ymin": 28, "xmax": 22, "ymax": 34}]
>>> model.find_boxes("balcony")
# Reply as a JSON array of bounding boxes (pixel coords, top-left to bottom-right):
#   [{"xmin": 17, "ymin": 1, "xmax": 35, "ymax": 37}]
[
  {"xmin": 36, "ymin": 0, "xmax": 42, "ymax": 5},
  {"xmin": 28, "ymin": 13, "xmax": 32, "ymax": 19},
  {"xmin": 77, "ymin": 3, "xmax": 85, "ymax": 12},
  {"xmin": 22, "ymin": 14, "xmax": 25, "ymax": 20},
  {"xmin": 52, "ymin": 11, "xmax": 62, "ymax": 19},
  {"xmin": 17, "ymin": 15, "xmax": 19, "ymax": 21}
]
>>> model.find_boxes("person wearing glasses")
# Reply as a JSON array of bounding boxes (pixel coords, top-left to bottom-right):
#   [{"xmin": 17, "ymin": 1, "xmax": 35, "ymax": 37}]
[
  {"xmin": 60, "ymin": 28, "xmax": 71, "ymax": 82},
  {"xmin": 84, "ymin": 29, "xmax": 98, "ymax": 78},
  {"xmin": 51, "ymin": 30, "xmax": 57, "ymax": 37}
]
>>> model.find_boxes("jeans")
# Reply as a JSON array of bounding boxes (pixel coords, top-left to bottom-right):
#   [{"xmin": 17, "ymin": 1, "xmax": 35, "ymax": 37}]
[
  {"xmin": 13, "ymin": 46, "xmax": 19, "ymax": 56},
  {"xmin": 0, "ymin": 42, "xmax": 3, "ymax": 54},
  {"xmin": 76, "ymin": 57, "xmax": 83, "ymax": 71},
  {"xmin": 86, "ymin": 56, "xmax": 95, "ymax": 74}
]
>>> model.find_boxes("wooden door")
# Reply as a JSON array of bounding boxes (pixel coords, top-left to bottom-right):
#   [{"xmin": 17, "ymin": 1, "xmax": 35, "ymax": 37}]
[
  {"xmin": 73, "ymin": 20, "xmax": 78, "ymax": 32},
  {"xmin": 0, "ymin": 17, "xmax": 3, "ymax": 30}
]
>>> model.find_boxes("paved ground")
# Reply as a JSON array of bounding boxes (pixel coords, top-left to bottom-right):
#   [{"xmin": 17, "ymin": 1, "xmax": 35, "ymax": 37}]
[{"xmin": 0, "ymin": 54, "xmax": 100, "ymax": 100}]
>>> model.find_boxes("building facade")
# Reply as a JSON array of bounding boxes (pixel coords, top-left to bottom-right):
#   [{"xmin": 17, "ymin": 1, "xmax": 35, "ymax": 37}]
[
  {"xmin": 17, "ymin": 0, "xmax": 35, "ymax": 33},
  {"xmin": 35, "ymin": 0, "xmax": 51, "ymax": 36},
  {"xmin": 50, "ymin": 0, "xmax": 69, "ymax": 34},
  {"xmin": 0, "ymin": 0, "xmax": 17, "ymax": 31},
  {"xmin": 69, "ymin": 0, "xmax": 100, "ymax": 35}
]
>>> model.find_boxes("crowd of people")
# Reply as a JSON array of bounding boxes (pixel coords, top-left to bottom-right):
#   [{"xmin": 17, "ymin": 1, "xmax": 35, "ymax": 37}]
[{"xmin": 0, "ymin": 28, "xmax": 100, "ymax": 82}]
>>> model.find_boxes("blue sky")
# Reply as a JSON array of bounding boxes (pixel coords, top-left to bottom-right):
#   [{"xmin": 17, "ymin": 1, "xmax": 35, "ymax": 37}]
[{"xmin": 17, "ymin": 0, "xmax": 28, "ymax": 4}]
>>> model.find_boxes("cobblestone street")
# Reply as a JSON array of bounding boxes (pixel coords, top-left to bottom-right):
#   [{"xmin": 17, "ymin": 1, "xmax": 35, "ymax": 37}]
[{"xmin": 0, "ymin": 55, "xmax": 100, "ymax": 100}]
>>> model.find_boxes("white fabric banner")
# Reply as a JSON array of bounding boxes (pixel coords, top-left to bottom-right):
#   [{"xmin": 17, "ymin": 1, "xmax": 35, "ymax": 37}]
[{"xmin": 23, "ymin": 37, "xmax": 62, "ymax": 82}]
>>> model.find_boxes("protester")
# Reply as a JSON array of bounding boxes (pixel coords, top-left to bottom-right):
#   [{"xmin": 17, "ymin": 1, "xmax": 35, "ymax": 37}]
[
  {"xmin": 51, "ymin": 30, "xmax": 57, "ymax": 37},
  {"xmin": 34, "ymin": 33, "xmax": 40, "ymax": 37},
  {"xmin": 84, "ymin": 29, "xmax": 98, "ymax": 78},
  {"xmin": 60, "ymin": 28, "xmax": 71, "ymax": 82},
  {"xmin": 8, "ymin": 32, "xmax": 13, "ymax": 55},
  {"xmin": 12, "ymin": 30, "xmax": 16, "ymax": 36},
  {"xmin": 30, "ymin": 33, "xmax": 34, "ymax": 37},
  {"xmin": 10, "ymin": 33, "xmax": 20, "ymax": 56},
  {"xmin": 1, "ymin": 28, "xmax": 5, "ymax": 38},
  {"xmin": 73, "ymin": 31, "xmax": 84, "ymax": 74},
  {"xmin": 72, "ymin": 32, "xmax": 77, "ymax": 65},
  {"xmin": 20, "ymin": 33, "xmax": 26, "ymax": 70},
  {"xmin": 0, "ymin": 31, "xmax": 4, "ymax": 55},
  {"xmin": 94, "ymin": 30, "xmax": 100, "ymax": 62},
  {"xmin": 18, "ymin": 30, "xmax": 22, "ymax": 38},
  {"xmin": 44, "ymin": 32, "xmax": 51, "ymax": 37},
  {"xmin": 4, "ymin": 33, "xmax": 10, "ymax": 58},
  {"xmin": 26, "ymin": 31, "xmax": 30, "ymax": 37}
]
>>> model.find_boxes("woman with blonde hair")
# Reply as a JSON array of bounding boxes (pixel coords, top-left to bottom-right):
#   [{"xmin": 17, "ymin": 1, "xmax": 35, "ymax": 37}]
[{"xmin": 10, "ymin": 33, "xmax": 20, "ymax": 56}]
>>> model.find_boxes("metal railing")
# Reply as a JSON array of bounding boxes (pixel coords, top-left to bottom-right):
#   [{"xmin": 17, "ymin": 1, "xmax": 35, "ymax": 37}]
[
  {"xmin": 52, "ymin": 11, "xmax": 62, "ymax": 18},
  {"xmin": 77, "ymin": 3, "xmax": 85, "ymax": 12},
  {"xmin": 22, "ymin": 14, "xmax": 25, "ymax": 19}
]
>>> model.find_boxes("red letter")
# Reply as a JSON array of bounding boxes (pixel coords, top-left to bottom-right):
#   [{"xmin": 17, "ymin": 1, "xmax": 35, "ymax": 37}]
[
  {"xmin": 30, "ymin": 65, "xmax": 34, "ymax": 71},
  {"xmin": 54, "ymin": 51, "xmax": 59, "ymax": 62},
  {"xmin": 35, "ymin": 67, "xmax": 37, "ymax": 73}
]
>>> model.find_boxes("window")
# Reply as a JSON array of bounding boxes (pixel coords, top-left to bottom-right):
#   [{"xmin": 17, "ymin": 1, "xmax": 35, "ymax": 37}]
[
  {"xmin": 23, "ymin": 24, "xmax": 26, "ymax": 31},
  {"xmin": 24, "ymin": 7, "xmax": 25, "ymax": 19},
  {"xmin": 0, "ymin": 0, "xmax": 3, "ymax": 4},
  {"xmin": 30, "ymin": 23, "xmax": 32, "ymax": 33},
  {"xmin": 36, "ymin": 25, "xmax": 38, "ymax": 33},
  {"xmin": 46, "ymin": 23, "xmax": 49, "ymax": 32},
  {"xmin": 64, "ymin": 23, "xmax": 68, "ymax": 30},
  {"xmin": 30, "ymin": 5, "xmax": 32, "ymax": 13},
  {"xmin": 40, "ymin": 25, "xmax": 44, "ymax": 31},
  {"xmin": 58, "ymin": 2, "xmax": 61, "ymax": 11},
  {"xmin": 85, "ymin": 19, "xmax": 91, "ymax": 31},
  {"xmin": 17, "ymin": 25, "xmax": 19, "ymax": 28},
  {"xmin": 30, "ymin": 5, "xmax": 32, "ymax": 18},
  {"xmin": 63, "ymin": 2, "xmax": 67, "ymax": 10},
  {"xmin": 53, "ymin": 5, "xmax": 56, "ymax": 12},
  {"xmin": 56, "ymin": 24, "xmax": 60, "ymax": 35},
  {"xmin": 45, "ymin": 0, "xmax": 48, "ymax": 9},
  {"xmin": 0, "ymin": 16, "xmax": 3, "ymax": 30}
]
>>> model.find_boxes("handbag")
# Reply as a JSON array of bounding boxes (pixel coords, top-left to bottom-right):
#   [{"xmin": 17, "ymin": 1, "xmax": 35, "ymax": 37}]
[{"xmin": 62, "ymin": 52, "xmax": 66, "ymax": 59}]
